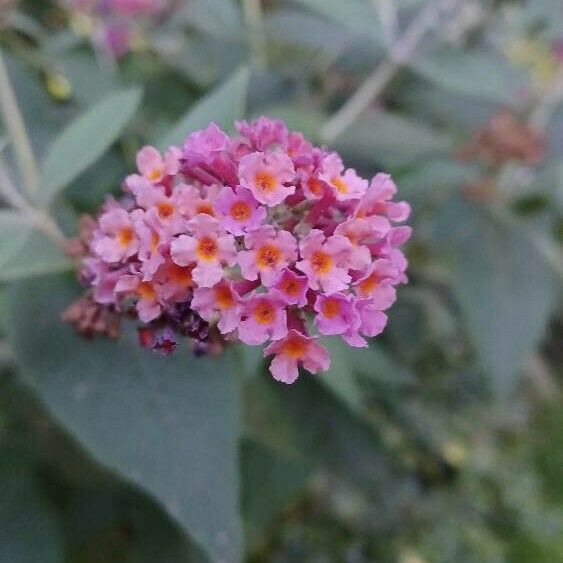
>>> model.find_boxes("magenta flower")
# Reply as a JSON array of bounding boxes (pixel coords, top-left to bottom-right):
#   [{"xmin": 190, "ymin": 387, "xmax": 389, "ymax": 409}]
[
  {"xmin": 296, "ymin": 230, "xmax": 353, "ymax": 294},
  {"xmin": 170, "ymin": 215, "xmax": 236, "ymax": 287},
  {"xmin": 313, "ymin": 293, "xmax": 361, "ymax": 338},
  {"xmin": 238, "ymin": 226, "xmax": 298, "ymax": 286},
  {"xmin": 238, "ymin": 292, "xmax": 287, "ymax": 345},
  {"xmin": 238, "ymin": 151, "xmax": 295, "ymax": 206},
  {"xmin": 264, "ymin": 330, "xmax": 330, "ymax": 384},
  {"xmin": 75, "ymin": 118, "xmax": 411, "ymax": 384},
  {"xmin": 91, "ymin": 207, "xmax": 138, "ymax": 263},
  {"xmin": 215, "ymin": 186, "xmax": 266, "ymax": 235},
  {"xmin": 191, "ymin": 280, "xmax": 240, "ymax": 335},
  {"xmin": 271, "ymin": 269, "xmax": 309, "ymax": 307}
]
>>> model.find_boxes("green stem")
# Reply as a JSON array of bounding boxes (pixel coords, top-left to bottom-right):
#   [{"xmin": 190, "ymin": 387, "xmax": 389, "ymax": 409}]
[
  {"xmin": 242, "ymin": 0, "xmax": 267, "ymax": 69},
  {"xmin": 0, "ymin": 49, "xmax": 40, "ymax": 197}
]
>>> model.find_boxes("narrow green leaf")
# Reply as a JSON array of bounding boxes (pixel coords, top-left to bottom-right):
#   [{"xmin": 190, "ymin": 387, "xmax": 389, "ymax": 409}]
[
  {"xmin": 39, "ymin": 88, "xmax": 142, "ymax": 205},
  {"xmin": 9, "ymin": 274, "xmax": 243, "ymax": 562},
  {"xmin": 158, "ymin": 67, "xmax": 249, "ymax": 150}
]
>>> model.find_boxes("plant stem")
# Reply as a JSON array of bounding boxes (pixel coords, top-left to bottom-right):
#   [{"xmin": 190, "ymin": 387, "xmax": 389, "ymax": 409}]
[
  {"xmin": 0, "ymin": 161, "xmax": 67, "ymax": 249},
  {"xmin": 242, "ymin": 0, "xmax": 267, "ymax": 69},
  {"xmin": 0, "ymin": 49, "xmax": 40, "ymax": 197},
  {"xmin": 321, "ymin": 0, "xmax": 463, "ymax": 142}
]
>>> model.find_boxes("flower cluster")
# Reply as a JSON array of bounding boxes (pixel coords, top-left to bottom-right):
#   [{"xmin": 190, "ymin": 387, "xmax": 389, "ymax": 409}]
[
  {"xmin": 76, "ymin": 118, "xmax": 411, "ymax": 384},
  {"xmin": 60, "ymin": 0, "xmax": 169, "ymax": 58}
]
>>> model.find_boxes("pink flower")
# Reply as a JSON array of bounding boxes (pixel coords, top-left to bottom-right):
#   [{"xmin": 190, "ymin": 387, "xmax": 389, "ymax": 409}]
[
  {"xmin": 356, "ymin": 173, "xmax": 411, "ymax": 222},
  {"xmin": 215, "ymin": 186, "xmax": 266, "ymax": 235},
  {"xmin": 313, "ymin": 292, "xmax": 361, "ymax": 338},
  {"xmin": 115, "ymin": 274, "xmax": 161, "ymax": 323},
  {"xmin": 235, "ymin": 117, "xmax": 289, "ymax": 152},
  {"xmin": 353, "ymin": 259, "xmax": 398, "ymax": 310},
  {"xmin": 296, "ymin": 230, "xmax": 353, "ymax": 294},
  {"xmin": 91, "ymin": 207, "xmax": 138, "ymax": 263},
  {"xmin": 136, "ymin": 145, "xmax": 180, "ymax": 184},
  {"xmin": 342, "ymin": 299, "xmax": 388, "ymax": 347},
  {"xmin": 134, "ymin": 209, "xmax": 168, "ymax": 280},
  {"xmin": 238, "ymin": 292, "xmax": 287, "ymax": 345},
  {"xmin": 175, "ymin": 184, "xmax": 219, "ymax": 219},
  {"xmin": 155, "ymin": 260, "xmax": 194, "ymax": 302},
  {"xmin": 334, "ymin": 217, "xmax": 388, "ymax": 270},
  {"xmin": 320, "ymin": 153, "xmax": 368, "ymax": 201},
  {"xmin": 271, "ymin": 269, "xmax": 308, "ymax": 307},
  {"xmin": 264, "ymin": 330, "xmax": 330, "ymax": 384},
  {"xmin": 191, "ymin": 280, "xmax": 240, "ymax": 334},
  {"xmin": 238, "ymin": 151, "xmax": 295, "ymax": 206},
  {"xmin": 238, "ymin": 226, "xmax": 298, "ymax": 286},
  {"xmin": 170, "ymin": 215, "xmax": 236, "ymax": 287}
]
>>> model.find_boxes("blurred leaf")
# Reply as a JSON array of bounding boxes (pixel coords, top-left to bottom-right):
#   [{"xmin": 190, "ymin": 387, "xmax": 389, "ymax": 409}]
[
  {"xmin": 0, "ymin": 455, "xmax": 63, "ymax": 563},
  {"xmin": 0, "ymin": 212, "xmax": 70, "ymax": 282},
  {"xmin": 412, "ymin": 49, "xmax": 528, "ymax": 105},
  {"xmin": 180, "ymin": 0, "xmax": 243, "ymax": 42},
  {"xmin": 39, "ymin": 88, "xmax": 142, "ymax": 205},
  {"xmin": 9, "ymin": 274, "xmax": 243, "ymax": 563},
  {"xmin": 158, "ymin": 67, "xmax": 249, "ymax": 150},
  {"xmin": 241, "ymin": 439, "xmax": 310, "ymax": 545},
  {"xmin": 291, "ymin": 0, "xmax": 381, "ymax": 42},
  {"xmin": 334, "ymin": 111, "xmax": 454, "ymax": 168},
  {"xmin": 449, "ymin": 203, "xmax": 556, "ymax": 396}
]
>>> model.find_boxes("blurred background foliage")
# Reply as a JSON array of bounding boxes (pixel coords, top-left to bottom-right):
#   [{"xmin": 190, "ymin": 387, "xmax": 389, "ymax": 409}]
[{"xmin": 0, "ymin": 0, "xmax": 562, "ymax": 561}]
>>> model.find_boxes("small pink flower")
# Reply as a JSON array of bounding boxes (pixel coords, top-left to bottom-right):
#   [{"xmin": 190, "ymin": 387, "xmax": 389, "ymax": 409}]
[
  {"xmin": 91, "ymin": 208, "xmax": 138, "ymax": 263},
  {"xmin": 264, "ymin": 329, "xmax": 330, "ymax": 384},
  {"xmin": 271, "ymin": 269, "xmax": 308, "ymax": 307},
  {"xmin": 313, "ymin": 292, "xmax": 361, "ymax": 338},
  {"xmin": 238, "ymin": 292, "xmax": 287, "ymax": 345},
  {"xmin": 334, "ymin": 217, "xmax": 389, "ymax": 270},
  {"xmin": 215, "ymin": 186, "xmax": 267, "ymax": 235},
  {"xmin": 238, "ymin": 150, "xmax": 295, "ymax": 206},
  {"xmin": 356, "ymin": 173, "xmax": 411, "ymax": 222},
  {"xmin": 136, "ymin": 145, "xmax": 181, "ymax": 184},
  {"xmin": 170, "ymin": 215, "xmax": 236, "ymax": 287},
  {"xmin": 235, "ymin": 117, "xmax": 289, "ymax": 152},
  {"xmin": 155, "ymin": 260, "xmax": 194, "ymax": 302},
  {"xmin": 343, "ymin": 299, "xmax": 388, "ymax": 347},
  {"xmin": 191, "ymin": 280, "xmax": 240, "ymax": 335},
  {"xmin": 238, "ymin": 226, "xmax": 298, "ymax": 286},
  {"xmin": 134, "ymin": 209, "xmax": 168, "ymax": 280},
  {"xmin": 176, "ymin": 184, "xmax": 219, "ymax": 219},
  {"xmin": 353, "ymin": 259, "xmax": 398, "ymax": 310},
  {"xmin": 296, "ymin": 230, "xmax": 353, "ymax": 294},
  {"xmin": 320, "ymin": 153, "xmax": 367, "ymax": 201},
  {"xmin": 115, "ymin": 274, "xmax": 161, "ymax": 323}
]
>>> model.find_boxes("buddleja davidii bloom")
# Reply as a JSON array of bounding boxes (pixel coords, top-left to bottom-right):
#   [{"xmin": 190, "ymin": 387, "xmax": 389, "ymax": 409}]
[{"xmin": 73, "ymin": 116, "xmax": 411, "ymax": 385}]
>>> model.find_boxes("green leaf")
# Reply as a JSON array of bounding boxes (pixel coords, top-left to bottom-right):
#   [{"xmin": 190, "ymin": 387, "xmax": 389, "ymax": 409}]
[
  {"xmin": 9, "ymin": 274, "xmax": 243, "ymax": 562},
  {"xmin": 449, "ymin": 202, "xmax": 556, "ymax": 396},
  {"xmin": 39, "ymin": 88, "xmax": 142, "ymax": 205},
  {"xmin": 334, "ymin": 111, "xmax": 454, "ymax": 168},
  {"xmin": 0, "ymin": 455, "xmax": 63, "ymax": 563},
  {"xmin": 158, "ymin": 67, "xmax": 249, "ymax": 150},
  {"xmin": 241, "ymin": 439, "xmax": 310, "ymax": 545},
  {"xmin": 412, "ymin": 49, "xmax": 528, "ymax": 105},
  {"xmin": 0, "ymin": 211, "xmax": 70, "ymax": 282}
]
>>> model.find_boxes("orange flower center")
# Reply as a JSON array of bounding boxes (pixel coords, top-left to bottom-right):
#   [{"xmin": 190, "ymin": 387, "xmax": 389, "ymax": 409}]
[
  {"xmin": 281, "ymin": 277, "xmax": 300, "ymax": 296},
  {"xmin": 196, "ymin": 237, "xmax": 218, "ymax": 261},
  {"xmin": 256, "ymin": 244, "xmax": 282, "ymax": 269},
  {"xmin": 146, "ymin": 168, "xmax": 162, "ymax": 182},
  {"xmin": 230, "ymin": 201, "xmax": 251, "ymax": 222},
  {"xmin": 254, "ymin": 170, "xmax": 277, "ymax": 193},
  {"xmin": 168, "ymin": 263, "xmax": 194, "ymax": 287},
  {"xmin": 282, "ymin": 335, "xmax": 308, "ymax": 359},
  {"xmin": 307, "ymin": 177, "xmax": 324, "ymax": 196},
  {"xmin": 157, "ymin": 201, "xmax": 174, "ymax": 219},
  {"xmin": 321, "ymin": 297, "xmax": 341, "ymax": 318},
  {"xmin": 331, "ymin": 176, "xmax": 348, "ymax": 194},
  {"xmin": 117, "ymin": 227, "xmax": 134, "ymax": 248},
  {"xmin": 214, "ymin": 285, "xmax": 235, "ymax": 309},
  {"xmin": 137, "ymin": 281, "xmax": 156, "ymax": 301},
  {"xmin": 252, "ymin": 301, "xmax": 275, "ymax": 325},
  {"xmin": 196, "ymin": 202, "xmax": 215, "ymax": 216},
  {"xmin": 357, "ymin": 274, "xmax": 379, "ymax": 296},
  {"xmin": 311, "ymin": 251, "xmax": 332, "ymax": 274}
]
